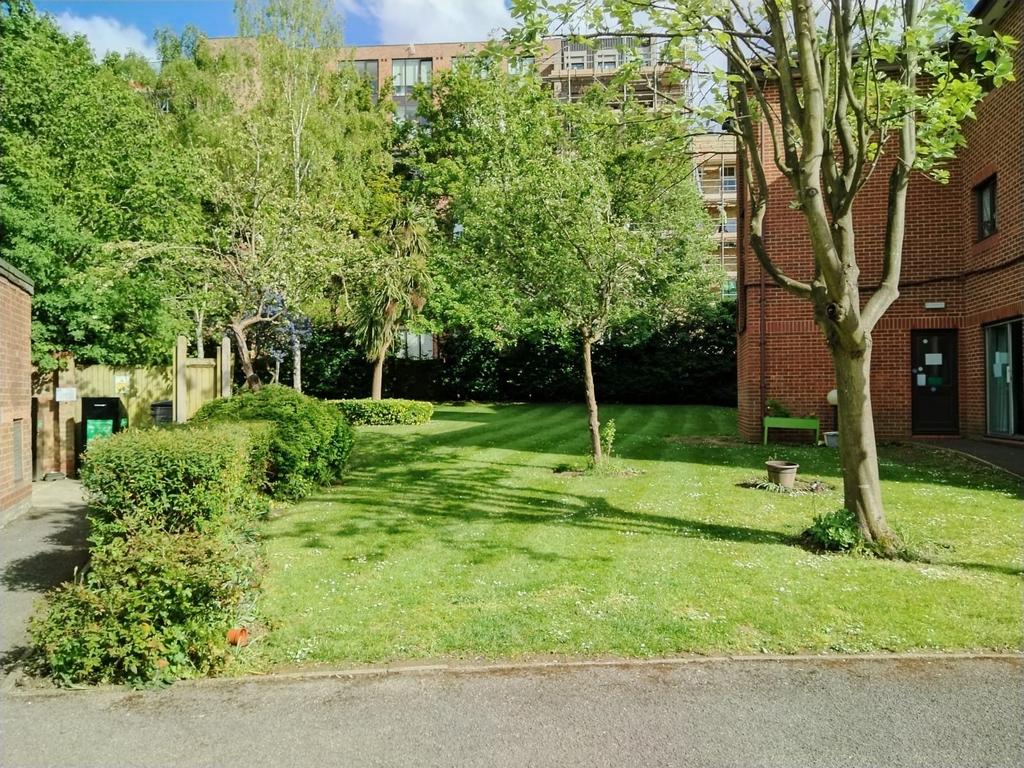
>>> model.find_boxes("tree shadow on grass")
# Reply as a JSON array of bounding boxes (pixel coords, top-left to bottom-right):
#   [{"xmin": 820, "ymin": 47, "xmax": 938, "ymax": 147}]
[
  {"xmin": 276, "ymin": 456, "xmax": 799, "ymax": 562},
  {"xmin": 407, "ymin": 405, "xmax": 1022, "ymax": 499}
]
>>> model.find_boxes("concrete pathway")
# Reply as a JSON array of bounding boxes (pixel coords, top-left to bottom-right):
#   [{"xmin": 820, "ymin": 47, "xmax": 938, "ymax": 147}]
[
  {"xmin": 0, "ymin": 480, "xmax": 89, "ymax": 674},
  {"xmin": 1, "ymin": 655, "xmax": 1021, "ymax": 767},
  {"xmin": 914, "ymin": 438, "xmax": 1024, "ymax": 480}
]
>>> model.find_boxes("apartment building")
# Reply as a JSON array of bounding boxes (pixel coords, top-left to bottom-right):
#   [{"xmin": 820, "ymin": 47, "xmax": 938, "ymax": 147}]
[
  {"xmin": 692, "ymin": 133, "xmax": 739, "ymax": 295},
  {"xmin": 735, "ymin": 0, "xmax": 1022, "ymax": 443},
  {"xmin": 341, "ymin": 35, "xmax": 737, "ymax": 290}
]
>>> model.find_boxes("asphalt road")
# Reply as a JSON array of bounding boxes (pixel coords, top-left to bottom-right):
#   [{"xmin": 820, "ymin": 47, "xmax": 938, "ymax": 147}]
[{"xmin": 2, "ymin": 656, "xmax": 1021, "ymax": 768}]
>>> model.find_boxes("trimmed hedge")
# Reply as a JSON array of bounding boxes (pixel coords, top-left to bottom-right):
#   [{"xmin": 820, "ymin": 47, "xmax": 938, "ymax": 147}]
[
  {"xmin": 333, "ymin": 398, "xmax": 434, "ymax": 426},
  {"xmin": 30, "ymin": 424, "xmax": 269, "ymax": 687},
  {"xmin": 193, "ymin": 385, "xmax": 354, "ymax": 500},
  {"xmin": 81, "ymin": 423, "xmax": 271, "ymax": 545}
]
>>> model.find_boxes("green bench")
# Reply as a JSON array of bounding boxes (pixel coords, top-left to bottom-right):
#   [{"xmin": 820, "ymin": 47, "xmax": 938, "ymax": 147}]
[{"xmin": 763, "ymin": 416, "xmax": 820, "ymax": 445}]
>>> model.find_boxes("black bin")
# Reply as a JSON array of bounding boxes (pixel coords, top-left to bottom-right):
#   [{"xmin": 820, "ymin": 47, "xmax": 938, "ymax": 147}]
[
  {"xmin": 150, "ymin": 399, "xmax": 173, "ymax": 425},
  {"xmin": 80, "ymin": 397, "xmax": 128, "ymax": 454}
]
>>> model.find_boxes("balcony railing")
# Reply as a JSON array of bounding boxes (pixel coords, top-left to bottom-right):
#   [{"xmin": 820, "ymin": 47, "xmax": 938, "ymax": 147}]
[{"xmin": 700, "ymin": 180, "xmax": 737, "ymax": 196}]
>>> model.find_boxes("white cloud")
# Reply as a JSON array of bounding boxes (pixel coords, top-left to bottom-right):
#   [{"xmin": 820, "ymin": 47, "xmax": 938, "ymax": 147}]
[
  {"xmin": 53, "ymin": 12, "xmax": 158, "ymax": 63},
  {"xmin": 343, "ymin": 0, "xmax": 513, "ymax": 44}
]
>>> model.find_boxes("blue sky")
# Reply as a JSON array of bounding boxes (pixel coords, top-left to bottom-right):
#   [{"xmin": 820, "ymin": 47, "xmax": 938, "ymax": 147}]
[{"xmin": 36, "ymin": 1, "xmax": 515, "ymax": 62}]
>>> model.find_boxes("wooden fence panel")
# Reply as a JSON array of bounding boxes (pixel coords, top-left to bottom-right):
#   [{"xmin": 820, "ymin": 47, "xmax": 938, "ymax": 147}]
[
  {"xmin": 77, "ymin": 365, "xmax": 173, "ymax": 428},
  {"xmin": 184, "ymin": 359, "xmax": 218, "ymax": 420}
]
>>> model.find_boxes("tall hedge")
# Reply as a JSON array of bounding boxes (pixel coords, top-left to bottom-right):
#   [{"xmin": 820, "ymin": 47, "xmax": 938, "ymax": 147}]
[
  {"xmin": 193, "ymin": 385, "xmax": 354, "ymax": 500},
  {"xmin": 302, "ymin": 301, "xmax": 737, "ymax": 405}
]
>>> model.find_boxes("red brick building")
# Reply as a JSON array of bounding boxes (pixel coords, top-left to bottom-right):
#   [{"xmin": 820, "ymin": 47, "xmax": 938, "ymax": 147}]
[
  {"xmin": 0, "ymin": 258, "xmax": 34, "ymax": 520},
  {"xmin": 737, "ymin": 0, "xmax": 1023, "ymax": 443}
]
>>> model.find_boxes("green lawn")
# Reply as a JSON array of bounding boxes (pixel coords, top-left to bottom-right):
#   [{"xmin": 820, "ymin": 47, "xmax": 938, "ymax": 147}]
[{"xmin": 254, "ymin": 403, "xmax": 1023, "ymax": 668}]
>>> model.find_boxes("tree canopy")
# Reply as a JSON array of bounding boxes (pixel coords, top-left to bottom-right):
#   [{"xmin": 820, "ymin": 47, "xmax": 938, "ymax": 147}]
[{"xmin": 0, "ymin": 2, "xmax": 202, "ymax": 368}]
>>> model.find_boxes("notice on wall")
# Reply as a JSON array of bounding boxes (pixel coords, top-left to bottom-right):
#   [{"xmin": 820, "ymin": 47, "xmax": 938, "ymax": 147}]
[
  {"xmin": 55, "ymin": 387, "xmax": 77, "ymax": 402},
  {"xmin": 916, "ymin": 374, "xmax": 926, "ymax": 386},
  {"xmin": 925, "ymin": 353, "xmax": 943, "ymax": 366},
  {"xmin": 994, "ymin": 363, "xmax": 1004, "ymax": 379},
  {"xmin": 114, "ymin": 373, "xmax": 130, "ymax": 394}
]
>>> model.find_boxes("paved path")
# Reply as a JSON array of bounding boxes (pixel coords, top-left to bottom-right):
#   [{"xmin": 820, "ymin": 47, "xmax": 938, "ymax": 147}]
[
  {"xmin": 2, "ymin": 656, "xmax": 1021, "ymax": 768},
  {"xmin": 0, "ymin": 480, "xmax": 89, "ymax": 673},
  {"xmin": 914, "ymin": 438, "xmax": 1024, "ymax": 480}
]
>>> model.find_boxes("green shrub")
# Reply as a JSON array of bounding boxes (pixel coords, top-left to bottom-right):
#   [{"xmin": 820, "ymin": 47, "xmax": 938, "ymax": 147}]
[
  {"xmin": 80, "ymin": 423, "xmax": 271, "ymax": 545},
  {"xmin": 333, "ymin": 398, "xmax": 434, "ymax": 426},
  {"xmin": 599, "ymin": 418, "xmax": 616, "ymax": 457},
  {"xmin": 28, "ymin": 529, "xmax": 259, "ymax": 687},
  {"xmin": 803, "ymin": 508, "xmax": 864, "ymax": 552},
  {"xmin": 194, "ymin": 385, "xmax": 354, "ymax": 500}
]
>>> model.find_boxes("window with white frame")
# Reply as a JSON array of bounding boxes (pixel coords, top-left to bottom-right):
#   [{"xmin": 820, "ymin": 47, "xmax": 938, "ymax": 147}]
[{"xmin": 722, "ymin": 166, "xmax": 737, "ymax": 192}]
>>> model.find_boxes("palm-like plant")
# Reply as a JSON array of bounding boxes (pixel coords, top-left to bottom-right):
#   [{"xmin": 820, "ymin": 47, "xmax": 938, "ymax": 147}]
[{"xmin": 353, "ymin": 199, "xmax": 432, "ymax": 400}]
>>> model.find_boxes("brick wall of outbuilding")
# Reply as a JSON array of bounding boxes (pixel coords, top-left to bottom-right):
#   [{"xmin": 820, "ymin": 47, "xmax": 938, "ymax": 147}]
[{"xmin": 0, "ymin": 261, "xmax": 34, "ymax": 518}]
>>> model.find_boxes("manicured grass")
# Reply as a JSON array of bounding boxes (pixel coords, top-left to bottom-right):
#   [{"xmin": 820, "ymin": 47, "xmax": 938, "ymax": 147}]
[{"xmin": 255, "ymin": 404, "xmax": 1023, "ymax": 667}]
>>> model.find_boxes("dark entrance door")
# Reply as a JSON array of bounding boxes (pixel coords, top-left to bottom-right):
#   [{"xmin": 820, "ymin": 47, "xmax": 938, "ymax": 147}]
[{"xmin": 911, "ymin": 329, "xmax": 959, "ymax": 435}]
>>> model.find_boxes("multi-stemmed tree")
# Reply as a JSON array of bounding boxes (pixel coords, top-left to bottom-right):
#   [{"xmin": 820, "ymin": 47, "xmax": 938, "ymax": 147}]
[{"xmin": 520, "ymin": 0, "xmax": 1015, "ymax": 548}]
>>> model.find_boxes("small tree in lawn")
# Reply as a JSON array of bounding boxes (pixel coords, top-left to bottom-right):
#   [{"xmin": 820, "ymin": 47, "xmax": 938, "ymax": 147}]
[
  {"xmin": 521, "ymin": 0, "xmax": 1015, "ymax": 546},
  {"xmin": 420, "ymin": 66, "xmax": 714, "ymax": 462},
  {"xmin": 351, "ymin": 198, "xmax": 432, "ymax": 400}
]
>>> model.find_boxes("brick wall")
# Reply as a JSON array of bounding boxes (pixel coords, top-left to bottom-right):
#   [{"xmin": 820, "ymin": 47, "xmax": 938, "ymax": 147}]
[
  {"xmin": 0, "ymin": 262, "xmax": 34, "ymax": 518},
  {"xmin": 737, "ymin": 4, "xmax": 1022, "ymax": 442},
  {"xmin": 957, "ymin": 1, "xmax": 1023, "ymax": 436}
]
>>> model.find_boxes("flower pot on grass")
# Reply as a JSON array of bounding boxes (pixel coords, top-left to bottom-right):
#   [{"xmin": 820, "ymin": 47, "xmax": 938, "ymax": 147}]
[
  {"xmin": 227, "ymin": 627, "xmax": 249, "ymax": 647},
  {"xmin": 765, "ymin": 460, "xmax": 799, "ymax": 489}
]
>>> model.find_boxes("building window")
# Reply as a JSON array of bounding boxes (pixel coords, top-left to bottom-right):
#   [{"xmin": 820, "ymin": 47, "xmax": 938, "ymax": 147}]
[
  {"xmin": 722, "ymin": 166, "xmax": 737, "ymax": 193},
  {"xmin": 353, "ymin": 59, "xmax": 379, "ymax": 99},
  {"xmin": 976, "ymin": 175, "xmax": 997, "ymax": 240},
  {"xmin": 508, "ymin": 56, "xmax": 535, "ymax": 75},
  {"xmin": 720, "ymin": 217, "xmax": 737, "ymax": 234},
  {"xmin": 392, "ymin": 58, "xmax": 432, "ymax": 96},
  {"xmin": 396, "ymin": 331, "xmax": 434, "ymax": 360},
  {"xmin": 595, "ymin": 50, "xmax": 619, "ymax": 70}
]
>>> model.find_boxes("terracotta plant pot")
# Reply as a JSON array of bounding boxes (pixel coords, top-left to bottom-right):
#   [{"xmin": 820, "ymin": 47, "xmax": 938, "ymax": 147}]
[
  {"xmin": 227, "ymin": 626, "xmax": 249, "ymax": 647},
  {"xmin": 765, "ymin": 460, "xmax": 799, "ymax": 489}
]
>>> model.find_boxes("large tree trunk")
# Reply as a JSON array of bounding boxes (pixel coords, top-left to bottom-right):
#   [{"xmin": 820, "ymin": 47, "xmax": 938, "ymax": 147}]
[
  {"xmin": 371, "ymin": 347, "xmax": 386, "ymax": 400},
  {"xmin": 582, "ymin": 336, "xmax": 602, "ymax": 462},
  {"xmin": 292, "ymin": 333, "xmax": 302, "ymax": 393},
  {"xmin": 230, "ymin": 322, "xmax": 262, "ymax": 391},
  {"xmin": 832, "ymin": 341, "xmax": 897, "ymax": 555}
]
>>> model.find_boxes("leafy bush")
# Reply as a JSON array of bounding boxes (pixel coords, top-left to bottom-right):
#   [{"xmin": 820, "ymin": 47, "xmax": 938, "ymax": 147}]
[
  {"xmin": 80, "ymin": 423, "xmax": 271, "ymax": 545},
  {"xmin": 333, "ymin": 398, "xmax": 434, "ymax": 426},
  {"xmin": 599, "ymin": 418, "xmax": 617, "ymax": 457},
  {"xmin": 193, "ymin": 385, "xmax": 354, "ymax": 500},
  {"xmin": 29, "ymin": 529, "xmax": 259, "ymax": 687},
  {"xmin": 803, "ymin": 508, "xmax": 864, "ymax": 552}
]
